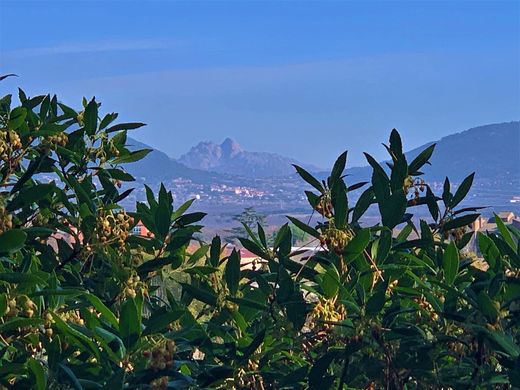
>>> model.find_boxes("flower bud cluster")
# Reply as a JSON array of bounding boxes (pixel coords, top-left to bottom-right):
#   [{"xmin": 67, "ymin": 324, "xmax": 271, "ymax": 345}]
[
  {"xmin": 315, "ymin": 195, "xmax": 333, "ymax": 218},
  {"xmin": 150, "ymin": 377, "xmax": 169, "ymax": 390},
  {"xmin": 95, "ymin": 209, "xmax": 134, "ymax": 248},
  {"xmin": 60, "ymin": 309, "xmax": 85, "ymax": 326},
  {"xmin": 0, "ymin": 202, "xmax": 13, "ymax": 235},
  {"xmin": 414, "ymin": 296, "xmax": 439, "ymax": 322},
  {"xmin": 43, "ymin": 133, "xmax": 68, "ymax": 150},
  {"xmin": 87, "ymin": 134, "xmax": 120, "ymax": 164},
  {"xmin": 143, "ymin": 340, "xmax": 176, "ymax": 372},
  {"xmin": 320, "ymin": 227, "xmax": 354, "ymax": 254},
  {"xmin": 403, "ymin": 176, "xmax": 426, "ymax": 205},
  {"xmin": 0, "ymin": 130, "xmax": 22, "ymax": 162},
  {"xmin": 309, "ymin": 297, "xmax": 346, "ymax": 330},
  {"xmin": 122, "ymin": 274, "xmax": 147, "ymax": 299},
  {"xmin": 4, "ymin": 295, "xmax": 37, "ymax": 318}
]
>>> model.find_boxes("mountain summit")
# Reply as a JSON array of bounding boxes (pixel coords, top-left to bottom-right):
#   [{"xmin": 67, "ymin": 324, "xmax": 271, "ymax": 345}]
[{"xmin": 178, "ymin": 138, "xmax": 320, "ymax": 178}]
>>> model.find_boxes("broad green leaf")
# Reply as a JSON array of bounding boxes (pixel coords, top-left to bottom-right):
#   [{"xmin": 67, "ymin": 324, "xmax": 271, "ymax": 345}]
[
  {"xmin": 181, "ymin": 282, "xmax": 218, "ymax": 306},
  {"xmin": 105, "ymin": 122, "xmax": 146, "ymax": 133},
  {"xmin": 225, "ymin": 249, "xmax": 240, "ymax": 296},
  {"xmin": 443, "ymin": 241, "xmax": 459, "ymax": 285},
  {"xmin": 83, "ymin": 98, "xmax": 98, "ymax": 136},
  {"xmin": 451, "ymin": 172, "xmax": 474, "ymax": 208},
  {"xmin": 319, "ymin": 265, "xmax": 340, "ymax": 298},
  {"xmin": 408, "ymin": 143, "xmax": 435, "ymax": 175},
  {"xmin": 331, "ymin": 179, "xmax": 348, "ymax": 229},
  {"xmin": 119, "ymin": 298, "xmax": 141, "ymax": 348},
  {"xmin": 8, "ymin": 106, "xmax": 27, "ymax": 130},
  {"xmin": 113, "ymin": 149, "xmax": 152, "ymax": 164},
  {"xmin": 344, "ymin": 228, "xmax": 370, "ymax": 257},
  {"xmin": 330, "ymin": 151, "xmax": 347, "ymax": 185},
  {"xmin": 494, "ymin": 213, "xmax": 516, "ymax": 250},
  {"xmin": 286, "ymin": 216, "xmax": 320, "ymax": 239},
  {"xmin": 0, "ymin": 229, "xmax": 27, "ymax": 253},
  {"xmin": 209, "ymin": 235, "xmax": 221, "ymax": 267},
  {"xmin": 293, "ymin": 164, "xmax": 324, "ymax": 193},
  {"xmin": 442, "ymin": 213, "xmax": 479, "ymax": 231},
  {"xmin": 28, "ymin": 358, "xmax": 46, "ymax": 390}
]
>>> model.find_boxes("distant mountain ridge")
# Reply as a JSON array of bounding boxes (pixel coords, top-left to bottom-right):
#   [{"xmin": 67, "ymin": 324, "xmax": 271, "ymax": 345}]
[
  {"xmin": 334, "ymin": 121, "xmax": 520, "ymax": 185},
  {"xmin": 178, "ymin": 138, "xmax": 321, "ymax": 178},
  {"xmin": 125, "ymin": 138, "xmax": 227, "ymax": 184},
  {"xmin": 126, "ymin": 121, "xmax": 519, "ymax": 189}
]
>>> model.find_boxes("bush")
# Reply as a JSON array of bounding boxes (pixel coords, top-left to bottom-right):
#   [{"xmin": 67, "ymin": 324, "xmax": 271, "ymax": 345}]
[{"xmin": 0, "ymin": 88, "xmax": 518, "ymax": 389}]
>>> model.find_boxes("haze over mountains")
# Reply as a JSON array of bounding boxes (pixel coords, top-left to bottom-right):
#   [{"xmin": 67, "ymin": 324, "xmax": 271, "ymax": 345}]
[{"xmin": 128, "ymin": 121, "xmax": 519, "ymax": 186}]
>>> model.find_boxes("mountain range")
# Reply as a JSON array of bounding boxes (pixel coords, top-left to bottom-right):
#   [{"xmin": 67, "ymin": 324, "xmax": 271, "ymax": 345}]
[
  {"xmin": 178, "ymin": 138, "xmax": 320, "ymax": 178},
  {"xmin": 126, "ymin": 121, "xmax": 519, "ymax": 186}
]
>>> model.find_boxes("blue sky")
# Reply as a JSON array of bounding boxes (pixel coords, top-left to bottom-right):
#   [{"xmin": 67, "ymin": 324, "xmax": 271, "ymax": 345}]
[{"xmin": 0, "ymin": 1, "xmax": 518, "ymax": 167}]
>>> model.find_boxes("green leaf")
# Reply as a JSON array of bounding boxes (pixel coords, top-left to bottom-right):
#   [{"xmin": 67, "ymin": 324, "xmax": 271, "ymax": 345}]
[
  {"xmin": 375, "ymin": 228, "xmax": 392, "ymax": 263},
  {"xmin": 0, "ymin": 272, "xmax": 45, "ymax": 285},
  {"xmin": 286, "ymin": 216, "xmax": 320, "ymax": 239},
  {"xmin": 113, "ymin": 149, "xmax": 152, "ymax": 164},
  {"xmin": 105, "ymin": 122, "xmax": 146, "ymax": 133},
  {"xmin": 331, "ymin": 179, "xmax": 348, "ymax": 229},
  {"xmin": 344, "ymin": 228, "xmax": 370, "ymax": 257},
  {"xmin": 58, "ymin": 363, "xmax": 83, "ymax": 390},
  {"xmin": 389, "ymin": 128, "xmax": 403, "ymax": 157},
  {"xmin": 8, "ymin": 106, "xmax": 27, "ymax": 130},
  {"xmin": 366, "ymin": 288, "xmax": 386, "ymax": 316},
  {"xmin": 209, "ymin": 235, "xmax": 221, "ymax": 267},
  {"xmin": 293, "ymin": 164, "xmax": 324, "ymax": 193},
  {"xmin": 119, "ymin": 298, "xmax": 141, "ymax": 348},
  {"xmin": 83, "ymin": 98, "xmax": 98, "ymax": 136},
  {"xmin": 494, "ymin": 213, "xmax": 516, "ymax": 250},
  {"xmin": 477, "ymin": 291, "xmax": 499, "ymax": 323},
  {"xmin": 451, "ymin": 173, "xmax": 474, "ymax": 208},
  {"xmin": 181, "ymin": 282, "xmax": 218, "ymax": 306},
  {"xmin": 143, "ymin": 309, "xmax": 185, "ymax": 336},
  {"xmin": 330, "ymin": 151, "xmax": 347, "ymax": 185},
  {"xmin": 83, "ymin": 294, "xmax": 119, "ymax": 330},
  {"xmin": 0, "ymin": 294, "xmax": 7, "ymax": 316},
  {"xmin": 319, "ymin": 265, "xmax": 340, "ymax": 299},
  {"xmin": 0, "ymin": 317, "xmax": 43, "ymax": 333},
  {"xmin": 390, "ymin": 154, "xmax": 408, "ymax": 193},
  {"xmin": 28, "ymin": 358, "xmax": 46, "ymax": 390},
  {"xmin": 7, "ymin": 183, "xmax": 55, "ymax": 211},
  {"xmin": 227, "ymin": 296, "xmax": 268, "ymax": 311},
  {"xmin": 352, "ymin": 187, "xmax": 375, "ymax": 223},
  {"xmin": 408, "ymin": 144, "xmax": 435, "ymax": 175},
  {"xmin": 225, "ymin": 249, "xmax": 240, "ymax": 296},
  {"xmin": 442, "ymin": 213, "xmax": 479, "ymax": 231},
  {"xmin": 477, "ymin": 233, "xmax": 500, "ymax": 270},
  {"xmin": 380, "ymin": 189, "xmax": 407, "ymax": 229},
  {"xmin": 0, "ymin": 229, "xmax": 27, "ymax": 253},
  {"xmin": 309, "ymin": 349, "xmax": 340, "ymax": 389},
  {"xmin": 443, "ymin": 241, "xmax": 459, "ymax": 285}
]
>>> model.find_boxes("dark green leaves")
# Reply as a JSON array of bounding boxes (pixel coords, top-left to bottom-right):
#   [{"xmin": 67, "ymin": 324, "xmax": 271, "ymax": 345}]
[
  {"xmin": 408, "ymin": 143, "xmax": 435, "ymax": 175},
  {"xmin": 287, "ymin": 216, "xmax": 320, "ymax": 239},
  {"xmin": 225, "ymin": 249, "xmax": 240, "ymax": 296},
  {"xmin": 443, "ymin": 241, "xmax": 459, "ymax": 285},
  {"xmin": 293, "ymin": 164, "xmax": 324, "ymax": 193},
  {"xmin": 451, "ymin": 173, "xmax": 474, "ymax": 208},
  {"xmin": 0, "ymin": 229, "xmax": 27, "ymax": 253},
  {"xmin": 120, "ymin": 298, "xmax": 141, "ymax": 349},
  {"xmin": 83, "ymin": 98, "xmax": 98, "ymax": 136}
]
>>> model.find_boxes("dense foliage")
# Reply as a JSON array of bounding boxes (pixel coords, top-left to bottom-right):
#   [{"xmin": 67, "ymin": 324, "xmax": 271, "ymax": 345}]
[{"xmin": 0, "ymin": 88, "xmax": 518, "ymax": 389}]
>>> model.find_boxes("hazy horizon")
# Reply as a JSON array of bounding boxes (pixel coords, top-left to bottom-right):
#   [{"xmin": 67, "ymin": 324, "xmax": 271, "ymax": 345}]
[{"xmin": 1, "ymin": 1, "xmax": 519, "ymax": 166}]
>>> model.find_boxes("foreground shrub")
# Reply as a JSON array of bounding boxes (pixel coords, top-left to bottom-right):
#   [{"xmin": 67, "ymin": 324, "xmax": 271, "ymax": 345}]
[{"xmin": 0, "ymin": 88, "xmax": 518, "ymax": 389}]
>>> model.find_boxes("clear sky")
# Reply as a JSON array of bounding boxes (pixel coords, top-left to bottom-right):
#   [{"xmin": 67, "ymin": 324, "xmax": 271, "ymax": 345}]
[{"xmin": 1, "ymin": 0, "xmax": 519, "ymax": 167}]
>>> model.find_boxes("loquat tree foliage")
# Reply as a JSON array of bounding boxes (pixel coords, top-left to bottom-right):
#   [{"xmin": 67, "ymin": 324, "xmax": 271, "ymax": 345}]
[{"xmin": 0, "ymin": 84, "xmax": 518, "ymax": 389}]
